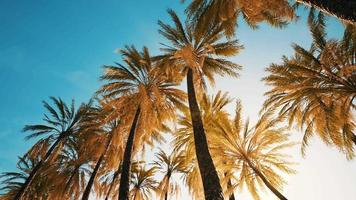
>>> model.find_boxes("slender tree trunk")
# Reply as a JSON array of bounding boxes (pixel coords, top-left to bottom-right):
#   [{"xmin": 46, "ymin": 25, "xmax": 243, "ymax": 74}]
[
  {"xmin": 245, "ymin": 157, "xmax": 287, "ymax": 200},
  {"xmin": 82, "ymin": 134, "xmax": 114, "ymax": 200},
  {"xmin": 118, "ymin": 107, "xmax": 141, "ymax": 200},
  {"xmin": 186, "ymin": 68, "xmax": 224, "ymax": 200},
  {"xmin": 164, "ymin": 175, "xmax": 170, "ymax": 200},
  {"xmin": 14, "ymin": 137, "xmax": 64, "ymax": 200},
  {"xmin": 63, "ymin": 165, "xmax": 80, "ymax": 194},
  {"xmin": 227, "ymin": 178, "xmax": 236, "ymax": 200},
  {"xmin": 296, "ymin": 0, "xmax": 356, "ymax": 23},
  {"xmin": 81, "ymin": 154, "xmax": 105, "ymax": 200},
  {"xmin": 105, "ymin": 165, "xmax": 121, "ymax": 200}
]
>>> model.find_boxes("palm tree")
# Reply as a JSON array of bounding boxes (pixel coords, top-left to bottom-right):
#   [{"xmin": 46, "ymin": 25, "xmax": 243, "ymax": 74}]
[
  {"xmin": 157, "ymin": 10, "xmax": 242, "ymax": 200},
  {"xmin": 98, "ymin": 46, "xmax": 186, "ymax": 200},
  {"xmin": 295, "ymin": 0, "xmax": 356, "ymax": 24},
  {"xmin": 0, "ymin": 156, "xmax": 59, "ymax": 200},
  {"xmin": 102, "ymin": 162, "xmax": 122, "ymax": 200},
  {"xmin": 81, "ymin": 117, "xmax": 120, "ymax": 200},
  {"xmin": 14, "ymin": 97, "xmax": 91, "ymax": 199},
  {"xmin": 182, "ymin": 0, "xmax": 354, "ymax": 37},
  {"xmin": 54, "ymin": 136, "xmax": 93, "ymax": 199},
  {"xmin": 263, "ymin": 12, "xmax": 356, "ymax": 159},
  {"xmin": 152, "ymin": 149, "xmax": 186, "ymax": 200},
  {"xmin": 182, "ymin": 0, "xmax": 295, "ymax": 36},
  {"xmin": 173, "ymin": 91, "xmax": 232, "ymax": 199},
  {"xmin": 102, "ymin": 161, "xmax": 143, "ymax": 200},
  {"xmin": 213, "ymin": 101, "xmax": 296, "ymax": 200},
  {"xmin": 129, "ymin": 165, "xmax": 158, "ymax": 200}
]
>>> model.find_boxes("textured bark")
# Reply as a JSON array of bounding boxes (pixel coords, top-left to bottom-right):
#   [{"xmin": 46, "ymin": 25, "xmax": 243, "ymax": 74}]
[
  {"xmin": 82, "ymin": 133, "xmax": 114, "ymax": 200},
  {"xmin": 14, "ymin": 137, "xmax": 64, "ymax": 200},
  {"xmin": 245, "ymin": 157, "xmax": 287, "ymax": 200},
  {"xmin": 186, "ymin": 68, "xmax": 224, "ymax": 200},
  {"xmin": 296, "ymin": 0, "xmax": 356, "ymax": 23},
  {"xmin": 118, "ymin": 107, "xmax": 141, "ymax": 200}
]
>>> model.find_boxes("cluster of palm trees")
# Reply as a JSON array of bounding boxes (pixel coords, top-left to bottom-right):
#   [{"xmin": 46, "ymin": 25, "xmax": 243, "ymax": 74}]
[{"xmin": 1, "ymin": 0, "xmax": 355, "ymax": 200}]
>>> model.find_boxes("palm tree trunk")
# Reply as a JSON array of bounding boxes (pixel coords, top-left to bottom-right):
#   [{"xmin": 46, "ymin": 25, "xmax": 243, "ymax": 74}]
[
  {"xmin": 245, "ymin": 157, "xmax": 287, "ymax": 200},
  {"xmin": 186, "ymin": 68, "xmax": 224, "ymax": 200},
  {"xmin": 296, "ymin": 0, "xmax": 356, "ymax": 23},
  {"xmin": 227, "ymin": 178, "xmax": 236, "ymax": 200},
  {"xmin": 81, "ymin": 154, "xmax": 105, "ymax": 200},
  {"xmin": 82, "ymin": 134, "xmax": 114, "ymax": 200},
  {"xmin": 118, "ymin": 107, "xmax": 141, "ymax": 200},
  {"xmin": 63, "ymin": 165, "xmax": 80, "ymax": 194},
  {"xmin": 105, "ymin": 165, "xmax": 121, "ymax": 200},
  {"xmin": 14, "ymin": 137, "xmax": 64, "ymax": 200}
]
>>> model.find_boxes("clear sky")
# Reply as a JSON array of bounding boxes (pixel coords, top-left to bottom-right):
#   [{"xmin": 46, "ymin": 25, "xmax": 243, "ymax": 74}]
[{"xmin": 0, "ymin": 1, "xmax": 355, "ymax": 200}]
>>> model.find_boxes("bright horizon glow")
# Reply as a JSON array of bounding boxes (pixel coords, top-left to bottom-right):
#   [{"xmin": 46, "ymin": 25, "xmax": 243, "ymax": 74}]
[{"xmin": 0, "ymin": 1, "xmax": 355, "ymax": 200}]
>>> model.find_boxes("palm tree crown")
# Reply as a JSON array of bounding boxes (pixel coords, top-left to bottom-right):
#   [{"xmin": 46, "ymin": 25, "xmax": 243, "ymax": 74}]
[
  {"xmin": 213, "ymin": 101, "xmax": 296, "ymax": 200},
  {"xmin": 182, "ymin": 0, "xmax": 295, "ymax": 36},
  {"xmin": 98, "ymin": 45, "xmax": 185, "ymax": 200},
  {"xmin": 263, "ymin": 12, "xmax": 356, "ymax": 159},
  {"xmin": 152, "ymin": 149, "xmax": 187, "ymax": 200}
]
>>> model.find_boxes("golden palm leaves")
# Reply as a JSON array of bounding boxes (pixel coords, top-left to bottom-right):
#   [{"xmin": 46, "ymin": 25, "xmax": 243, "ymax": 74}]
[
  {"xmin": 129, "ymin": 165, "xmax": 158, "ymax": 200},
  {"xmin": 157, "ymin": 9, "xmax": 243, "ymax": 90},
  {"xmin": 99, "ymin": 45, "xmax": 186, "ymax": 149},
  {"xmin": 152, "ymin": 149, "xmax": 186, "ymax": 200},
  {"xmin": 213, "ymin": 101, "xmax": 296, "ymax": 200},
  {"xmin": 263, "ymin": 12, "xmax": 356, "ymax": 159},
  {"xmin": 1, "ymin": 2, "xmax": 354, "ymax": 200},
  {"xmin": 183, "ymin": 0, "xmax": 295, "ymax": 36},
  {"xmin": 173, "ymin": 92, "xmax": 296, "ymax": 200}
]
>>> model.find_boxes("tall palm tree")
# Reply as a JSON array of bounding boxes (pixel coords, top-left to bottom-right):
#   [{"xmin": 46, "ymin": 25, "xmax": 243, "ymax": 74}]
[
  {"xmin": 53, "ymin": 135, "xmax": 94, "ymax": 199},
  {"xmin": 14, "ymin": 97, "xmax": 91, "ymax": 199},
  {"xmin": 157, "ymin": 10, "xmax": 242, "ymax": 200},
  {"xmin": 129, "ymin": 165, "xmax": 158, "ymax": 200},
  {"xmin": 81, "ymin": 118, "xmax": 120, "ymax": 200},
  {"xmin": 182, "ymin": 0, "xmax": 354, "ymax": 37},
  {"xmin": 263, "ymin": 12, "xmax": 356, "ymax": 159},
  {"xmin": 213, "ymin": 101, "xmax": 296, "ymax": 200},
  {"xmin": 295, "ymin": 0, "xmax": 356, "ymax": 24},
  {"xmin": 173, "ymin": 91, "xmax": 232, "ymax": 199},
  {"xmin": 152, "ymin": 149, "xmax": 186, "ymax": 200},
  {"xmin": 0, "ymin": 156, "xmax": 59, "ymax": 200},
  {"xmin": 182, "ymin": 0, "xmax": 295, "ymax": 36},
  {"xmin": 102, "ymin": 161, "xmax": 143, "ymax": 200},
  {"xmin": 98, "ymin": 46, "xmax": 186, "ymax": 200}
]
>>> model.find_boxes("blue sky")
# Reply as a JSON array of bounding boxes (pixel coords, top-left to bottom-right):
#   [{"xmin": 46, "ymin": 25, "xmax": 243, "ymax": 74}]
[{"xmin": 1, "ymin": 1, "xmax": 355, "ymax": 199}]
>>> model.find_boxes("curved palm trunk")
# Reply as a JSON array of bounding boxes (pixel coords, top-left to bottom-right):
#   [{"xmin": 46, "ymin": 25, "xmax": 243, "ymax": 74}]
[
  {"xmin": 164, "ymin": 175, "xmax": 170, "ymax": 200},
  {"xmin": 14, "ymin": 136, "xmax": 64, "ymax": 200},
  {"xmin": 227, "ymin": 178, "xmax": 236, "ymax": 200},
  {"xmin": 296, "ymin": 0, "xmax": 356, "ymax": 23},
  {"xmin": 186, "ymin": 69, "xmax": 224, "ymax": 200},
  {"xmin": 105, "ymin": 165, "xmax": 121, "ymax": 200},
  {"xmin": 63, "ymin": 165, "xmax": 80, "ymax": 194},
  {"xmin": 81, "ymin": 155, "xmax": 105, "ymax": 200},
  {"xmin": 245, "ymin": 157, "xmax": 287, "ymax": 200},
  {"xmin": 82, "ymin": 134, "xmax": 114, "ymax": 200},
  {"xmin": 118, "ymin": 107, "xmax": 141, "ymax": 200}
]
